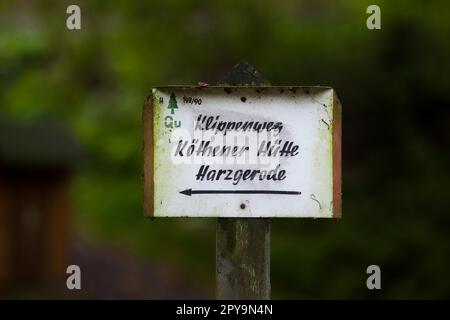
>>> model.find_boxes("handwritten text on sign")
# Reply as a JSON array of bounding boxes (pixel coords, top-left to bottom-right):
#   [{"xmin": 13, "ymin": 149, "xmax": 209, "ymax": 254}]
[{"xmin": 144, "ymin": 86, "xmax": 341, "ymax": 218}]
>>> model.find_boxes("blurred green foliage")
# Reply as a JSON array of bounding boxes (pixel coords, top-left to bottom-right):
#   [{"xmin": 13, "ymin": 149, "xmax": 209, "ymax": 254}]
[{"xmin": 1, "ymin": 0, "xmax": 449, "ymax": 298}]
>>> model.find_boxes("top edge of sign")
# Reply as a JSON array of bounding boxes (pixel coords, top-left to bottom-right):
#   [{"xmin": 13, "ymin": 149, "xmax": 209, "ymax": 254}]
[{"xmin": 152, "ymin": 85, "xmax": 334, "ymax": 90}]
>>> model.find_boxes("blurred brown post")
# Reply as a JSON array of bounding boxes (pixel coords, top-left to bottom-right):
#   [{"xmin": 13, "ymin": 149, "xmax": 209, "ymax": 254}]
[
  {"xmin": 0, "ymin": 121, "xmax": 82, "ymax": 290},
  {"xmin": 215, "ymin": 61, "xmax": 271, "ymax": 299}
]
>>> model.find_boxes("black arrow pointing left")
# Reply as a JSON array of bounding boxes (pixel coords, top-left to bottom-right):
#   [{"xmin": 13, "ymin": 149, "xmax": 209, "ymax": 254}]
[{"xmin": 179, "ymin": 188, "xmax": 301, "ymax": 196}]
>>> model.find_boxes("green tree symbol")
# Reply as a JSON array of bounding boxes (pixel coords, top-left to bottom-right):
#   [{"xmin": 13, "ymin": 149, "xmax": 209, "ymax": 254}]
[{"xmin": 168, "ymin": 93, "xmax": 178, "ymax": 115}]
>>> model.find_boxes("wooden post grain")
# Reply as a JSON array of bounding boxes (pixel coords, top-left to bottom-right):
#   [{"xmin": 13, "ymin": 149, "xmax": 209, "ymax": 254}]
[{"xmin": 216, "ymin": 61, "xmax": 271, "ymax": 300}]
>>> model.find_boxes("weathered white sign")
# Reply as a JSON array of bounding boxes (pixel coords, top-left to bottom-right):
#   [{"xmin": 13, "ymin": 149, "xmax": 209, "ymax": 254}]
[{"xmin": 143, "ymin": 86, "xmax": 341, "ymax": 218}]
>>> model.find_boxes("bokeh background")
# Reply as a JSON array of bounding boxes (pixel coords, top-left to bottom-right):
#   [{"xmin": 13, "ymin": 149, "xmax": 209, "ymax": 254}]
[{"xmin": 1, "ymin": 0, "xmax": 449, "ymax": 299}]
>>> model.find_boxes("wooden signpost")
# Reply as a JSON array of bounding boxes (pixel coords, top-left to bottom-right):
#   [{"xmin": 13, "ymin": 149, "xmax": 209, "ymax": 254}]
[{"xmin": 143, "ymin": 61, "xmax": 341, "ymax": 299}]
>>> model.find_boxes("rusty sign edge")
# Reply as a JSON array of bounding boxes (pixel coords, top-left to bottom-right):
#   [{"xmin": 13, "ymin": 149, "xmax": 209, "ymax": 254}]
[
  {"xmin": 332, "ymin": 90, "xmax": 342, "ymax": 219},
  {"xmin": 143, "ymin": 93, "xmax": 154, "ymax": 218}
]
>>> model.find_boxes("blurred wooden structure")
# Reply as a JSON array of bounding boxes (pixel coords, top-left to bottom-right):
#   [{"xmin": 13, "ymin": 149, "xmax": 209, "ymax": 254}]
[{"xmin": 0, "ymin": 120, "xmax": 83, "ymax": 289}]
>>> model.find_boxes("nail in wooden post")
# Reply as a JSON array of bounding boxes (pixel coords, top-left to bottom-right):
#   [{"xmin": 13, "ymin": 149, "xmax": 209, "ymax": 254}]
[{"xmin": 216, "ymin": 61, "xmax": 271, "ymax": 300}]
